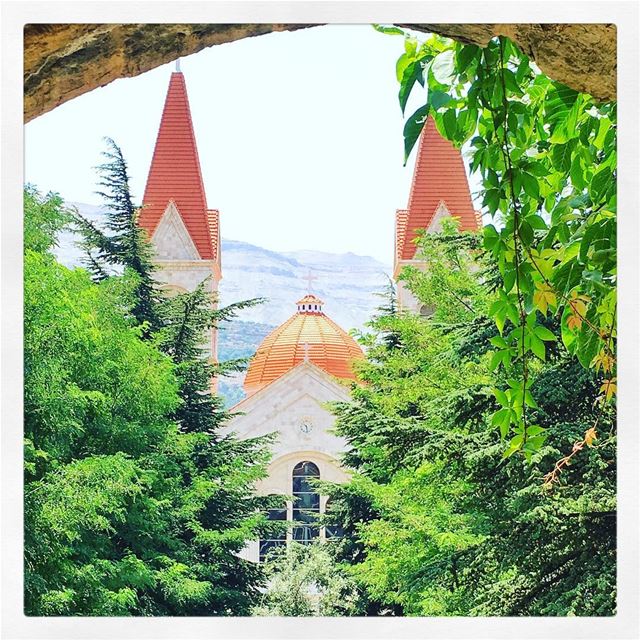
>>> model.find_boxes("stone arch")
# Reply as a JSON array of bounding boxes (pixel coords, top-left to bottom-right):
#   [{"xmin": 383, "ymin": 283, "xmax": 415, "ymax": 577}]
[{"xmin": 24, "ymin": 23, "xmax": 616, "ymax": 122}]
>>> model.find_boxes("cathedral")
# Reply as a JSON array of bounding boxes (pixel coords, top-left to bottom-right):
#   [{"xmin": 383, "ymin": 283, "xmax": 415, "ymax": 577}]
[{"xmin": 140, "ymin": 67, "xmax": 477, "ymax": 563}]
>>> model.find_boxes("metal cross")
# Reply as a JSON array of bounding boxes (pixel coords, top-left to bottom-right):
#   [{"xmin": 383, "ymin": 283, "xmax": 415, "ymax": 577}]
[{"xmin": 304, "ymin": 270, "xmax": 318, "ymax": 293}]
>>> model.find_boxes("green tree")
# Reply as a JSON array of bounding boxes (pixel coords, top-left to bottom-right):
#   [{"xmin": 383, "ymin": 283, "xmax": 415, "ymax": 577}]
[
  {"xmin": 73, "ymin": 138, "xmax": 161, "ymax": 333},
  {"xmin": 380, "ymin": 26, "xmax": 616, "ymax": 460},
  {"xmin": 328, "ymin": 223, "xmax": 615, "ymax": 616},
  {"xmin": 252, "ymin": 542, "xmax": 362, "ymax": 616},
  {"xmin": 24, "ymin": 187, "xmax": 274, "ymax": 615}
]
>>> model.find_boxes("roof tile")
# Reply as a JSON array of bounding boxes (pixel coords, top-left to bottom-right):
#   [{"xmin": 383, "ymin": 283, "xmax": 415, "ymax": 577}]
[
  {"xmin": 399, "ymin": 116, "xmax": 478, "ymax": 261},
  {"xmin": 140, "ymin": 72, "xmax": 216, "ymax": 260}
]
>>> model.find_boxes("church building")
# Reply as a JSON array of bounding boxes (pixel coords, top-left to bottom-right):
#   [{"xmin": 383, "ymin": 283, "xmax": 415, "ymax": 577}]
[
  {"xmin": 141, "ymin": 67, "xmax": 364, "ymax": 564},
  {"xmin": 139, "ymin": 69, "xmax": 478, "ymax": 565},
  {"xmin": 222, "ymin": 293, "xmax": 364, "ymax": 562},
  {"xmin": 394, "ymin": 116, "xmax": 481, "ymax": 313}
]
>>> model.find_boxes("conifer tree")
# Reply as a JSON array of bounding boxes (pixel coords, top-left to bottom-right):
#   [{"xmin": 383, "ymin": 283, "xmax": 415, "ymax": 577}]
[{"xmin": 73, "ymin": 137, "xmax": 161, "ymax": 333}]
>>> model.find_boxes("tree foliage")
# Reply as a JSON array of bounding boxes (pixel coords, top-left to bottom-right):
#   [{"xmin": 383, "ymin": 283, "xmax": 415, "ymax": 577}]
[
  {"xmin": 327, "ymin": 225, "xmax": 616, "ymax": 616},
  {"xmin": 251, "ymin": 543, "xmax": 362, "ymax": 616},
  {"xmin": 24, "ymin": 186, "xmax": 273, "ymax": 615},
  {"xmin": 72, "ymin": 138, "xmax": 162, "ymax": 333},
  {"xmin": 383, "ymin": 27, "xmax": 616, "ymax": 460}
]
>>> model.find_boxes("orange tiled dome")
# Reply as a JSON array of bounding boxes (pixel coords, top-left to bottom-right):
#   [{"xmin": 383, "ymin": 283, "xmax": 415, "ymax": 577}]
[{"xmin": 243, "ymin": 294, "xmax": 364, "ymax": 396}]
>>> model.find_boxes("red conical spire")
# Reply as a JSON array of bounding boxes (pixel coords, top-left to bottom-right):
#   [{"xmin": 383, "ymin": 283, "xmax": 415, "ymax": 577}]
[
  {"xmin": 398, "ymin": 116, "xmax": 477, "ymax": 261},
  {"xmin": 140, "ymin": 71, "xmax": 215, "ymax": 260}
]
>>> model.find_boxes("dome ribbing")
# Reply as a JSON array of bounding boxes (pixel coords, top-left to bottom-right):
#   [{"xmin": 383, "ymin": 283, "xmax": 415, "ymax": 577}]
[{"xmin": 243, "ymin": 295, "xmax": 364, "ymax": 396}]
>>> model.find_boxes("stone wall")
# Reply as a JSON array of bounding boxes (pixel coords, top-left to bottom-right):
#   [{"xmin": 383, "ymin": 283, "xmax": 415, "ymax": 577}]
[{"xmin": 24, "ymin": 23, "xmax": 616, "ymax": 122}]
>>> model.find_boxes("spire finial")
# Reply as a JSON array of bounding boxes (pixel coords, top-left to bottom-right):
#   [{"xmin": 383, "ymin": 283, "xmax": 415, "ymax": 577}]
[
  {"xmin": 175, "ymin": 58, "xmax": 181, "ymax": 72},
  {"xmin": 304, "ymin": 269, "xmax": 318, "ymax": 293}
]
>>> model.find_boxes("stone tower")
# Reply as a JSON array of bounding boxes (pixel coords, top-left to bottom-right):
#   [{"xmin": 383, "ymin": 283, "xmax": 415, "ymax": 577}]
[
  {"xmin": 139, "ymin": 67, "xmax": 222, "ymax": 369},
  {"xmin": 394, "ymin": 116, "xmax": 480, "ymax": 314}
]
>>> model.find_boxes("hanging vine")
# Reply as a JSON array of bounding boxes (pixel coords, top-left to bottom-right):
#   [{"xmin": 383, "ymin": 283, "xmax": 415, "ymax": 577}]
[{"xmin": 378, "ymin": 26, "xmax": 617, "ymax": 464}]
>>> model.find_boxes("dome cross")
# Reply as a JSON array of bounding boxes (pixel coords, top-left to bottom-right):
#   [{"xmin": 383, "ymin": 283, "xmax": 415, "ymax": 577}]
[{"xmin": 304, "ymin": 269, "xmax": 318, "ymax": 293}]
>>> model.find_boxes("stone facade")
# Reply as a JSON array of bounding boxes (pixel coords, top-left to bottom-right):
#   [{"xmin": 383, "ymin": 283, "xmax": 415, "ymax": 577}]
[
  {"xmin": 149, "ymin": 200, "xmax": 221, "ymax": 363},
  {"xmin": 222, "ymin": 362, "xmax": 352, "ymax": 563}
]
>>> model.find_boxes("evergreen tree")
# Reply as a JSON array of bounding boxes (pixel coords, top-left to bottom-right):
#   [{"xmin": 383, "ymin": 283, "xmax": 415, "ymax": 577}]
[
  {"xmin": 24, "ymin": 187, "xmax": 277, "ymax": 615},
  {"xmin": 73, "ymin": 137, "xmax": 161, "ymax": 333},
  {"xmin": 327, "ymin": 223, "xmax": 616, "ymax": 616}
]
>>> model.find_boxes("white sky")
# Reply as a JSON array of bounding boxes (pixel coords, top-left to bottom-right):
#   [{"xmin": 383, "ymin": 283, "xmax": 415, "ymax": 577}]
[{"xmin": 24, "ymin": 24, "xmax": 481, "ymax": 265}]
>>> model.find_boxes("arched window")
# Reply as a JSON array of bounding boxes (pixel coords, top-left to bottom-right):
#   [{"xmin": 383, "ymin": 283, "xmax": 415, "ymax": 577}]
[{"xmin": 292, "ymin": 461, "xmax": 320, "ymax": 544}]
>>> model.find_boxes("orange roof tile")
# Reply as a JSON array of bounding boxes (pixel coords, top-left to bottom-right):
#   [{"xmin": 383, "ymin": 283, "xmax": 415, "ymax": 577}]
[
  {"xmin": 296, "ymin": 293, "xmax": 324, "ymax": 306},
  {"xmin": 244, "ymin": 302, "xmax": 364, "ymax": 396},
  {"xmin": 207, "ymin": 209, "xmax": 220, "ymax": 263},
  {"xmin": 395, "ymin": 209, "xmax": 409, "ymax": 264},
  {"xmin": 399, "ymin": 116, "xmax": 478, "ymax": 261},
  {"xmin": 140, "ymin": 71, "xmax": 216, "ymax": 260}
]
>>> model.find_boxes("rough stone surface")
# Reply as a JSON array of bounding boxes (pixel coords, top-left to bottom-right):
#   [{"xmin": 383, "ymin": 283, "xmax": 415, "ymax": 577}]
[
  {"xmin": 24, "ymin": 23, "xmax": 616, "ymax": 122},
  {"xmin": 400, "ymin": 23, "xmax": 616, "ymax": 102},
  {"xmin": 24, "ymin": 23, "xmax": 316, "ymax": 121}
]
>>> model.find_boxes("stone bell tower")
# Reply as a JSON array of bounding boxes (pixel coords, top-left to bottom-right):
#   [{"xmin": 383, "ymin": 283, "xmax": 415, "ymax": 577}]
[
  {"xmin": 139, "ymin": 63, "xmax": 222, "ymax": 371},
  {"xmin": 394, "ymin": 116, "xmax": 480, "ymax": 314}
]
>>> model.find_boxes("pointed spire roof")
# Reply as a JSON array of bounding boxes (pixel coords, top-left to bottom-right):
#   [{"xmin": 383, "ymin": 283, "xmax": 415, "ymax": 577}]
[
  {"xmin": 140, "ymin": 71, "xmax": 216, "ymax": 260},
  {"xmin": 397, "ymin": 116, "xmax": 478, "ymax": 262}
]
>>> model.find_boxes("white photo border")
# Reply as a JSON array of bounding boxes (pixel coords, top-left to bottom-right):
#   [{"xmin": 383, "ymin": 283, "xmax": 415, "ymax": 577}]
[{"xmin": 2, "ymin": 1, "xmax": 639, "ymax": 639}]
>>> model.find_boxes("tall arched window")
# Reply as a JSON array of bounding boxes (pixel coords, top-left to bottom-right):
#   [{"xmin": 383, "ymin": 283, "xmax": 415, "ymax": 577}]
[{"xmin": 292, "ymin": 461, "xmax": 320, "ymax": 544}]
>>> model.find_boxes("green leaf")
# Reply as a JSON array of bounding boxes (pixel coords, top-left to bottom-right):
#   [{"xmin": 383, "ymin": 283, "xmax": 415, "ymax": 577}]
[
  {"xmin": 530, "ymin": 334, "xmax": 546, "ymax": 360},
  {"xmin": 533, "ymin": 325, "xmax": 556, "ymax": 341},
  {"xmin": 503, "ymin": 434, "xmax": 524, "ymax": 458},
  {"xmin": 372, "ymin": 24, "xmax": 405, "ymax": 36},
  {"xmin": 521, "ymin": 173, "xmax": 540, "ymax": 200},
  {"xmin": 404, "ymin": 36, "xmax": 418, "ymax": 57},
  {"xmin": 526, "ymin": 214, "xmax": 548, "ymax": 230},
  {"xmin": 579, "ymin": 222, "xmax": 602, "ymax": 264},
  {"xmin": 551, "ymin": 142, "xmax": 574, "ymax": 173},
  {"xmin": 519, "ymin": 219, "xmax": 534, "ymax": 247},
  {"xmin": 503, "ymin": 268, "xmax": 516, "ymax": 294},
  {"xmin": 403, "ymin": 104, "xmax": 430, "ymax": 165},
  {"xmin": 494, "ymin": 388, "xmax": 509, "ymax": 407},
  {"xmin": 593, "ymin": 117, "xmax": 611, "ymax": 149},
  {"xmin": 431, "ymin": 49, "xmax": 456, "ymax": 85},
  {"xmin": 545, "ymin": 82, "xmax": 579, "ymax": 125},
  {"xmin": 455, "ymin": 44, "xmax": 480, "ymax": 72},
  {"xmin": 526, "ymin": 425, "xmax": 545, "ymax": 436},
  {"xmin": 490, "ymin": 335, "xmax": 508, "ymax": 348},
  {"xmin": 428, "ymin": 89, "xmax": 452, "ymax": 111},
  {"xmin": 570, "ymin": 154, "xmax": 586, "ymax": 190},
  {"xmin": 399, "ymin": 59, "xmax": 426, "ymax": 115},
  {"xmin": 483, "ymin": 224, "xmax": 500, "ymax": 249},
  {"xmin": 489, "ymin": 350, "xmax": 503, "ymax": 371},
  {"xmin": 442, "ymin": 109, "xmax": 457, "ymax": 140},
  {"xmin": 485, "ymin": 189, "xmax": 500, "ymax": 215},
  {"xmin": 590, "ymin": 165, "xmax": 612, "ymax": 204}
]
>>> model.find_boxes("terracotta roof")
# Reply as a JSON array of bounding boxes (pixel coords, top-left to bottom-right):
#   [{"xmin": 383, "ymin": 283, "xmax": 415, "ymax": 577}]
[
  {"xmin": 399, "ymin": 116, "xmax": 478, "ymax": 261},
  {"xmin": 207, "ymin": 209, "xmax": 220, "ymax": 263},
  {"xmin": 296, "ymin": 293, "xmax": 324, "ymax": 306},
  {"xmin": 140, "ymin": 71, "xmax": 216, "ymax": 260},
  {"xmin": 244, "ymin": 301, "xmax": 364, "ymax": 396},
  {"xmin": 395, "ymin": 209, "xmax": 409, "ymax": 264}
]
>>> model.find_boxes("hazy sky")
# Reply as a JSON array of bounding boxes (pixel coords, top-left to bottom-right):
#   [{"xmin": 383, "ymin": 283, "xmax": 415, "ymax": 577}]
[{"xmin": 25, "ymin": 25, "xmax": 481, "ymax": 265}]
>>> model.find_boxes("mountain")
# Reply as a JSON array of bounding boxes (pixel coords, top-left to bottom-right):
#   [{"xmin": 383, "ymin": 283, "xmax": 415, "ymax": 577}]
[
  {"xmin": 218, "ymin": 239, "xmax": 391, "ymax": 332},
  {"xmin": 54, "ymin": 203, "xmax": 392, "ymax": 406}
]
